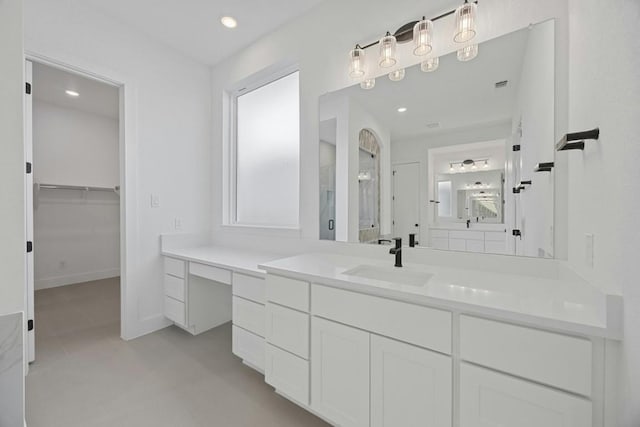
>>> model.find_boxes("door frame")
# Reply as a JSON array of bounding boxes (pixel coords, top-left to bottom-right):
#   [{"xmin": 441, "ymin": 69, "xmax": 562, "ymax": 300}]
[{"xmin": 25, "ymin": 50, "xmax": 138, "ymax": 341}]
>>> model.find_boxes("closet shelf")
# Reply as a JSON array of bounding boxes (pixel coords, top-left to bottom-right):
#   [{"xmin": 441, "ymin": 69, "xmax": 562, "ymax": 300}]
[{"xmin": 34, "ymin": 183, "xmax": 120, "ymax": 209}]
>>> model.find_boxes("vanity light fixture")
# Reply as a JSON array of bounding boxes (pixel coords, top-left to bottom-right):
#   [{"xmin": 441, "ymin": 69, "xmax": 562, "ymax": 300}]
[
  {"xmin": 349, "ymin": 47, "xmax": 366, "ymax": 79},
  {"xmin": 360, "ymin": 78, "xmax": 376, "ymax": 90},
  {"xmin": 379, "ymin": 34, "xmax": 397, "ymax": 68},
  {"xmin": 450, "ymin": 163, "xmax": 455, "ymax": 172},
  {"xmin": 220, "ymin": 16, "xmax": 238, "ymax": 28},
  {"xmin": 397, "ymin": 107, "xmax": 408, "ymax": 113},
  {"xmin": 449, "ymin": 157, "xmax": 489, "ymax": 173},
  {"xmin": 453, "ymin": 1, "xmax": 477, "ymax": 43},
  {"xmin": 389, "ymin": 68, "xmax": 405, "ymax": 81},
  {"xmin": 457, "ymin": 43, "xmax": 478, "ymax": 61},
  {"xmin": 421, "ymin": 57, "xmax": 439, "ymax": 72},
  {"xmin": 347, "ymin": 1, "xmax": 479, "ymax": 87},
  {"xmin": 65, "ymin": 90, "xmax": 79, "ymax": 97},
  {"xmin": 413, "ymin": 18, "xmax": 433, "ymax": 56},
  {"xmin": 484, "ymin": 160, "xmax": 489, "ymax": 168}
]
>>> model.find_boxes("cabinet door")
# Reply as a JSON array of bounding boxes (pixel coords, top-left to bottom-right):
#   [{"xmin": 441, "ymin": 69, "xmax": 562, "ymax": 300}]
[
  {"xmin": 311, "ymin": 317, "xmax": 370, "ymax": 427},
  {"xmin": 371, "ymin": 335, "xmax": 452, "ymax": 427},
  {"xmin": 460, "ymin": 363, "xmax": 592, "ymax": 427}
]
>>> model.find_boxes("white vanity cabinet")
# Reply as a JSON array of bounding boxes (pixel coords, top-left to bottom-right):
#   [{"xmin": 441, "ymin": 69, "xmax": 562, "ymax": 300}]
[
  {"xmin": 429, "ymin": 229, "xmax": 508, "ymax": 254},
  {"xmin": 232, "ymin": 272, "xmax": 266, "ymax": 372},
  {"xmin": 311, "ymin": 317, "xmax": 370, "ymax": 427}
]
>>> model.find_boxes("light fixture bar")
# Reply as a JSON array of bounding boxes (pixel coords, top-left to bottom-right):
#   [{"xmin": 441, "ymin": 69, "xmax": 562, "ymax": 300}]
[{"xmin": 352, "ymin": 1, "xmax": 479, "ymax": 52}]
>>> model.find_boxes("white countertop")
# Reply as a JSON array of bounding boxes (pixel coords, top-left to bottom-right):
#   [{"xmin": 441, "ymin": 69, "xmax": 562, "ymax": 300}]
[
  {"xmin": 162, "ymin": 246, "xmax": 282, "ymax": 277},
  {"xmin": 260, "ymin": 253, "xmax": 622, "ymax": 339}
]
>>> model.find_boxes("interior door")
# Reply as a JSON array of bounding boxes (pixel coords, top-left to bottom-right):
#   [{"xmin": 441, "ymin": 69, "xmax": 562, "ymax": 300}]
[
  {"xmin": 392, "ymin": 162, "xmax": 420, "ymax": 243},
  {"xmin": 24, "ymin": 60, "xmax": 35, "ymax": 363}
]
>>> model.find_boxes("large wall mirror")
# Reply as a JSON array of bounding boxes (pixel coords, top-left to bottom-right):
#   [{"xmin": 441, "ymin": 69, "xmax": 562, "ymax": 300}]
[{"xmin": 319, "ymin": 19, "xmax": 555, "ymax": 258}]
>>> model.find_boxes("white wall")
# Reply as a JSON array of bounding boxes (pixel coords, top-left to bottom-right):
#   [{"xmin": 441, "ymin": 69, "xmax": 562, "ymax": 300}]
[
  {"xmin": 566, "ymin": 1, "xmax": 640, "ymax": 424},
  {"xmin": 33, "ymin": 100, "xmax": 120, "ymax": 289},
  {"xmin": 24, "ymin": 0, "xmax": 212, "ymax": 339},
  {"xmin": 0, "ymin": 0, "xmax": 26, "ymax": 317},
  {"xmin": 0, "ymin": 0, "xmax": 25, "ymax": 423}
]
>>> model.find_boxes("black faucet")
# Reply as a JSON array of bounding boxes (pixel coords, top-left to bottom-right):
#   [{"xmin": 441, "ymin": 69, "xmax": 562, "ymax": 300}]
[
  {"xmin": 409, "ymin": 233, "xmax": 417, "ymax": 247},
  {"xmin": 466, "ymin": 219, "xmax": 471, "ymax": 229},
  {"xmin": 389, "ymin": 237, "xmax": 402, "ymax": 267}
]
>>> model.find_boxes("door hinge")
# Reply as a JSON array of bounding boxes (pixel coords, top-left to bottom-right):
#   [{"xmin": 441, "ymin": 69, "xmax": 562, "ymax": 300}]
[
  {"xmin": 512, "ymin": 229, "xmax": 522, "ymax": 237},
  {"xmin": 26, "ymin": 162, "xmax": 32, "ymax": 174},
  {"xmin": 27, "ymin": 241, "xmax": 33, "ymax": 253},
  {"xmin": 27, "ymin": 319, "xmax": 34, "ymax": 331},
  {"xmin": 512, "ymin": 144, "xmax": 521, "ymax": 152},
  {"xmin": 26, "ymin": 82, "xmax": 31, "ymax": 95}
]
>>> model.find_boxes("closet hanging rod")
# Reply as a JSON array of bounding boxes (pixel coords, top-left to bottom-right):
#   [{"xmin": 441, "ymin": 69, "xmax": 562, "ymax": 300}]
[{"xmin": 36, "ymin": 183, "xmax": 120, "ymax": 193}]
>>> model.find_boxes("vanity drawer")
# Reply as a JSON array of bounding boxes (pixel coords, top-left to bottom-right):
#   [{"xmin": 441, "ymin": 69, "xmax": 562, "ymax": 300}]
[
  {"xmin": 430, "ymin": 229, "xmax": 449, "ymax": 239},
  {"xmin": 466, "ymin": 240, "xmax": 485, "ymax": 253},
  {"xmin": 485, "ymin": 240, "xmax": 507, "ymax": 255},
  {"xmin": 233, "ymin": 296, "xmax": 265, "ymax": 337},
  {"xmin": 164, "ymin": 296, "xmax": 186, "ymax": 326},
  {"xmin": 233, "ymin": 272, "xmax": 265, "ymax": 304},
  {"xmin": 265, "ymin": 343, "xmax": 309, "ymax": 406},
  {"xmin": 164, "ymin": 274, "xmax": 185, "ymax": 302},
  {"xmin": 266, "ymin": 274, "xmax": 309, "ymax": 312},
  {"xmin": 449, "ymin": 230, "xmax": 484, "ymax": 240},
  {"xmin": 430, "ymin": 237, "xmax": 449, "ymax": 250},
  {"xmin": 232, "ymin": 325, "xmax": 265, "ymax": 372},
  {"xmin": 312, "ymin": 285, "xmax": 451, "ymax": 354},
  {"xmin": 164, "ymin": 257, "xmax": 185, "ymax": 278},
  {"xmin": 265, "ymin": 302, "xmax": 309, "ymax": 359},
  {"xmin": 189, "ymin": 262, "xmax": 232, "ymax": 284},
  {"xmin": 448, "ymin": 238, "xmax": 466, "ymax": 252},
  {"xmin": 460, "ymin": 316, "xmax": 592, "ymax": 396},
  {"xmin": 484, "ymin": 231, "xmax": 506, "ymax": 241}
]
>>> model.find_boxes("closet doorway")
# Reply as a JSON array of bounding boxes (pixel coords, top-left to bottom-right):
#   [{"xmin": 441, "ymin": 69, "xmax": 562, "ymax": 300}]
[{"xmin": 25, "ymin": 60, "xmax": 122, "ymax": 364}]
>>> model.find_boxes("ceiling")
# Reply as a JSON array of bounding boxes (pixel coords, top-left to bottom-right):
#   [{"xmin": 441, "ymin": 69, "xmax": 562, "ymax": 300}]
[
  {"xmin": 32, "ymin": 62, "xmax": 119, "ymax": 119},
  {"xmin": 327, "ymin": 26, "xmax": 530, "ymax": 141},
  {"xmin": 82, "ymin": 0, "xmax": 326, "ymax": 65}
]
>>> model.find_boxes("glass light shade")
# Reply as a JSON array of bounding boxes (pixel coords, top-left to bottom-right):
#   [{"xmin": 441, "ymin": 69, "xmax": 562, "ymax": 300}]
[
  {"xmin": 388, "ymin": 68, "xmax": 405, "ymax": 82},
  {"xmin": 457, "ymin": 43, "xmax": 478, "ymax": 61},
  {"xmin": 413, "ymin": 19, "xmax": 433, "ymax": 56},
  {"xmin": 379, "ymin": 35, "xmax": 397, "ymax": 68},
  {"xmin": 349, "ymin": 48, "xmax": 366, "ymax": 79},
  {"xmin": 453, "ymin": 2, "xmax": 477, "ymax": 43},
  {"xmin": 360, "ymin": 78, "xmax": 376, "ymax": 90},
  {"xmin": 421, "ymin": 57, "xmax": 439, "ymax": 72}
]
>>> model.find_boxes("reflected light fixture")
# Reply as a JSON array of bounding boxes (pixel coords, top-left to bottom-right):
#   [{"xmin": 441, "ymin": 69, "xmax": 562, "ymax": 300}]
[
  {"xmin": 360, "ymin": 79, "xmax": 376, "ymax": 90},
  {"xmin": 484, "ymin": 160, "xmax": 489, "ymax": 168},
  {"xmin": 457, "ymin": 44, "xmax": 478, "ymax": 61},
  {"xmin": 450, "ymin": 164, "xmax": 455, "ymax": 172},
  {"xmin": 397, "ymin": 107, "xmax": 407, "ymax": 113},
  {"xmin": 389, "ymin": 68, "xmax": 405, "ymax": 82},
  {"xmin": 360, "ymin": 78, "xmax": 376, "ymax": 90},
  {"xmin": 413, "ymin": 18, "xmax": 433, "ymax": 56},
  {"xmin": 349, "ymin": 47, "xmax": 366, "ymax": 79},
  {"xmin": 453, "ymin": 2, "xmax": 477, "ymax": 43},
  {"xmin": 379, "ymin": 34, "xmax": 397, "ymax": 68},
  {"xmin": 220, "ymin": 16, "xmax": 237, "ymax": 28},
  {"xmin": 421, "ymin": 57, "xmax": 439, "ymax": 72},
  {"xmin": 65, "ymin": 90, "xmax": 79, "ymax": 97}
]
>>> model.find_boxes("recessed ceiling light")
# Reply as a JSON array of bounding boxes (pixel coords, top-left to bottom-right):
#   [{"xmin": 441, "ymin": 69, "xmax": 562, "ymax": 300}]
[
  {"xmin": 220, "ymin": 16, "xmax": 237, "ymax": 28},
  {"xmin": 397, "ymin": 107, "xmax": 407, "ymax": 113},
  {"xmin": 65, "ymin": 90, "xmax": 79, "ymax": 97}
]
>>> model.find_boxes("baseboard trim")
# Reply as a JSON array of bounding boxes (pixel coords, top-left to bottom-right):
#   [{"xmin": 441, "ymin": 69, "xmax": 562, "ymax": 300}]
[{"xmin": 35, "ymin": 269, "xmax": 120, "ymax": 290}]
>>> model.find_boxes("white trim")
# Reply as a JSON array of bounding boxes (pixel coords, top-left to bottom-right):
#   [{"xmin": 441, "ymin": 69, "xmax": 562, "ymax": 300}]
[
  {"xmin": 35, "ymin": 269, "xmax": 120, "ymax": 290},
  {"xmin": 24, "ymin": 50, "xmax": 142, "ymax": 340},
  {"xmin": 224, "ymin": 63, "xmax": 301, "ymax": 228}
]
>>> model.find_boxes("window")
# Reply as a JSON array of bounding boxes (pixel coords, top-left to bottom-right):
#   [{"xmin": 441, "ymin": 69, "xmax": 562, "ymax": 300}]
[{"xmin": 232, "ymin": 71, "xmax": 300, "ymax": 227}]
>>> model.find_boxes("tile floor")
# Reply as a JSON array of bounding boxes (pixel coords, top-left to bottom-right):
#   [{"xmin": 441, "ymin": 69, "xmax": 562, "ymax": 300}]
[{"xmin": 27, "ymin": 277, "xmax": 328, "ymax": 427}]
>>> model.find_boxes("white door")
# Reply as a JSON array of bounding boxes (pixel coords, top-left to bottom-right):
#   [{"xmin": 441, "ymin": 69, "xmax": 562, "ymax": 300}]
[
  {"xmin": 392, "ymin": 163, "xmax": 420, "ymax": 243},
  {"xmin": 460, "ymin": 363, "xmax": 592, "ymax": 427},
  {"xmin": 24, "ymin": 60, "xmax": 35, "ymax": 364},
  {"xmin": 371, "ymin": 335, "xmax": 452, "ymax": 427},
  {"xmin": 311, "ymin": 317, "xmax": 370, "ymax": 427}
]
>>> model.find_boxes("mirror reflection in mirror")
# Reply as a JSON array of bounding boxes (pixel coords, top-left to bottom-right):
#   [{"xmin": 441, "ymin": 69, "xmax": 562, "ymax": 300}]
[{"xmin": 318, "ymin": 19, "xmax": 555, "ymax": 258}]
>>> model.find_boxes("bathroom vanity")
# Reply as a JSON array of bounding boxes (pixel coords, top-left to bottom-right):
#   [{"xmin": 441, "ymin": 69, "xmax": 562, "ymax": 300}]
[{"xmin": 161, "ymin": 243, "xmax": 621, "ymax": 427}]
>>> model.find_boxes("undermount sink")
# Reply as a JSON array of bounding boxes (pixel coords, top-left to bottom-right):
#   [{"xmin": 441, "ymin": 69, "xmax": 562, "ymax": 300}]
[{"xmin": 342, "ymin": 265, "xmax": 433, "ymax": 287}]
